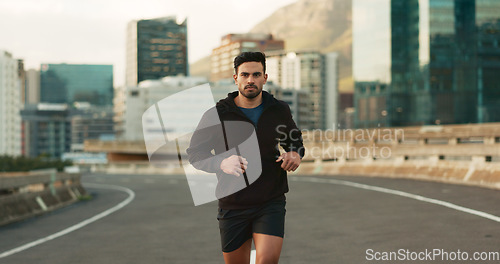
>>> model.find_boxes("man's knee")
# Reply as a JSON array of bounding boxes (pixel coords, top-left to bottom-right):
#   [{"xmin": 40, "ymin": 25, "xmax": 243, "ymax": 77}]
[
  {"xmin": 257, "ymin": 257, "xmax": 279, "ymax": 264},
  {"xmin": 256, "ymin": 252, "xmax": 280, "ymax": 264}
]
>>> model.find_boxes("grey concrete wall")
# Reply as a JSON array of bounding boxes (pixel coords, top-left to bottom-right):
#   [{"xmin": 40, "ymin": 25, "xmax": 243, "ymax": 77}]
[{"xmin": 0, "ymin": 172, "xmax": 87, "ymax": 226}]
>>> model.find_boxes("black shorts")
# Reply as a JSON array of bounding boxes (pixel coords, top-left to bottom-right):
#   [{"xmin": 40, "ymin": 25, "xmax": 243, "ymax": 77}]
[{"xmin": 217, "ymin": 197, "xmax": 286, "ymax": 253}]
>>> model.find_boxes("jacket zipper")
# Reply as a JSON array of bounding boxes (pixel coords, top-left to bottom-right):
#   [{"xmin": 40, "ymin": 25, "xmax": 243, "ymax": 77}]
[{"xmin": 223, "ymin": 103, "xmax": 275, "ymax": 187}]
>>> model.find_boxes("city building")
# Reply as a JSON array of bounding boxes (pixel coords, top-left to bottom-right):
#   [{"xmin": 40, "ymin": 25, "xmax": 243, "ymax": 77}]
[
  {"xmin": 40, "ymin": 64, "xmax": 113, "ymax": 106},
  {"xmin": 70, "ymin": 103, "xmax": 115, "ymax": 152},
  {"xmin": 353, "ymin": 0, "xmax": 500, "ymax": 128},
  {"xmin": 25, "ymin": 69, "xmax": 40, "ymax": 104},
  {"xmin": 123, "ymin": 76, "xmax": 209, "ymax": 141},
  {"xmin": 20, "ymin": 67, "xmax": 39, "ymax": 157},
  {"xmin": 267, "ymin": 87, "xmax": 313, "ymax": 130},
  {"xmin": 121, "ymin": 75, "xmax": 292, "ymax": 142},
  {"xmin": 353, "ymin": 81, "xmax": 390, "ymax": 128},
  {"xmin": 0, "ymin": 50, "xmax": 22, "ymax": 156},
  {"xmin": 126, "ymin": 16, "xmax": 188, "ymax": 86},
  {"xmin": 113, "ymin": 86, "xmax": 127, "ymax": 140},
  {"xmin": 266, "ymin": 51, "xmax": 339, "ymax": 130},
  {"xmin": 210, "ymin": 33, "xmax": 284, "ymax": 82},
  {"xmin": 18, "ymin": 60, "xmax": 26, "ymax": 104},
  {"xmin": 21, "ymin": 104, "xmax": 72, "ymax": 158},
  {"xmin": 477, "ymin": 17, "xmax": 500, "ymax": 123},
  {"xmin": 21, "ymin": 103, "xmax": 115, "ymax": 158},
  {"xmin": 352, "ymin": 0, "xmax": 392, "ymax": 128}
]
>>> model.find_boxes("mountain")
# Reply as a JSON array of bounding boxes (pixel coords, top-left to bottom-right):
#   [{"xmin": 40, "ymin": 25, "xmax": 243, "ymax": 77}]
[
  {"xmin": 250, "ymin": 0, "xmax": 352, "ymax": 93},
  {"xmin": 190, "ymin": 0, "xmax": 352, "ymax": 92},
  {"xmin": 189, "ymin": 55, "xmax": 211, "ymax": 79}
]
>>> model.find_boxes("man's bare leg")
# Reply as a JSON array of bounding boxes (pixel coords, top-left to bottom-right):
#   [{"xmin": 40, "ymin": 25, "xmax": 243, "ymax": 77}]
[
  {"xmin": 253, "ymin": 233, "xmax": 283, "ymax": 264},
  {"xmin": 223, "ymin": 238, "xmax": 252, "ymax": 264}
]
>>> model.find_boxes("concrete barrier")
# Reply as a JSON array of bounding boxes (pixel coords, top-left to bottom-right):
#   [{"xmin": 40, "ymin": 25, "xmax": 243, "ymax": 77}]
[
  {"xmin": 293, "ymin": 123, "xmax": 500, "ymax": 190},
  {"xmin": 83, "ymin": 123, "xmax": 500, "ymax": 190},
  {"xmin": 295, "ymin": 159, "xmax": 500, "ymax": 190},
  {"xmin": 0, "ymin": 170, "xmax": 87, "ymax": 226}
]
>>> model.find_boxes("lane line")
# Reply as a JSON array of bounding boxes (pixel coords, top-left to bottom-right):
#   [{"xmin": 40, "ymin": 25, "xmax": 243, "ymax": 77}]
[
  {"xmin": 0, "ymin": 183, "xmax": 135, "ymax": 259},
  {"xmin": 291, "ymin": 177, "xmax": 500, "ymax": 223},
  {"xmin": 250, "ymin": 249, "xmax": 256, "ymax": 264}
]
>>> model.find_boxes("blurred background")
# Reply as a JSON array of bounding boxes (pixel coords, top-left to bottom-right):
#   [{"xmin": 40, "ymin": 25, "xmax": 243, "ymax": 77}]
[
  {"xmin": 1, "ymin": 0, "xmax": 499, "ymax": 167},
  {"xmin": 1, "ymin": 1, "xmax": 500, "ymax": 262}
]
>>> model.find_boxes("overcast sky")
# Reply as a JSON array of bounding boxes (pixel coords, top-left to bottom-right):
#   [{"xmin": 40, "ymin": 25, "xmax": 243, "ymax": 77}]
[{"xmin": 0, "ymin": 0, "xmax": 296, "ymax": 86}]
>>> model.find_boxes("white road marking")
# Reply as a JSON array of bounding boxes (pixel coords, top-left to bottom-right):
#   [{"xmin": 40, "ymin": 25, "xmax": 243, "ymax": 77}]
[
  {"xmin": 0, "ymin": 183, "xmax": 135, "ymax": 259},
  {"xmin": 291, "ymin": 177, "xmax": 500, "ymax": 223},
  {"xmin": 250, "ymin": 249, "xmax": 256, "ymax": 264}
]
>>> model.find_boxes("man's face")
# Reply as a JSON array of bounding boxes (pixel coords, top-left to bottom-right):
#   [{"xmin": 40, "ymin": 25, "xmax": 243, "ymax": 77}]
[{"xmin": 233, "ymin": 61, "xmax": 267, "ymax": 99}]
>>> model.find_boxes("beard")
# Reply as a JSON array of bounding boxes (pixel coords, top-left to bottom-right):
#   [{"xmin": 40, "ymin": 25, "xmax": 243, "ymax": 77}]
[{"xmin": 240, "ymin": 85, "xmax": 262, "ymax": 99}]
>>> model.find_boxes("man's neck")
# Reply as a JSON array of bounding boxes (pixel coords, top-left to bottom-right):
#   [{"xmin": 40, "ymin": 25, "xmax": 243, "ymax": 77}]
[{"xmin": 234, "ymin": 93, "xmax": 263, "ymax": 109}]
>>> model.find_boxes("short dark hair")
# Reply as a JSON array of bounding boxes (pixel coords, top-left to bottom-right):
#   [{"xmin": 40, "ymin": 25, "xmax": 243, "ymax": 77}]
[{"xmin": 233, "ymin": 52, "xmax": 266, "ymax": 74}]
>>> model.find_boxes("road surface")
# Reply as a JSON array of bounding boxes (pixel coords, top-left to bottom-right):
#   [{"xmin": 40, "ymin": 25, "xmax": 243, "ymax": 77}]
[{"xmin": 1, "ymin": 173, "xmax": 499, "ymax": 263}]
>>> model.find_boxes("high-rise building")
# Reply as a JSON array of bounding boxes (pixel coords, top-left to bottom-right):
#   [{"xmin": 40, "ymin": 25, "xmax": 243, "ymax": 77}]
[
  {"xmin": 24, "ymin": 64, "xmax": 113, "ymax": 158},
  {"xmin": 70, "ymin": 104, "xmax": 115, "ymax": 152},
  {"xmin": 352, "ymin": 0, "xmax": 392, "ymax": 128},
  {"xmin": 476, "ymin": 9, "xmax": 500, "ymax": 123},
  {"xmin": 113, "ymin": 86, "xmax": 127, "ymax": 140},
  {"xmin": 210, "ymin": 33, "xmax": 284, "ymax": 82},
  {"xmin": 17, "ymin": 60, "xmax": 26, "ymax": 104},
  {"xmin": 21, "ymin": 104, "xmax": 72, "ymax": 158},
  {"xmin": 0, "ymin": 50, "xmax": 22, "ymax": 156},
  {"xmin": 40, "ymin": 64, "xmax": 113, "ymax": 106},
  {"xmin": 267, "ymin": 87, "xmax": 313, "ymax": 130},
  {"xmin": 21, "ymin": 103, "xmax": 115, "ymax": 158},
  {"xmin": 123, "ymin": 76, "xmax": 286, "ymax": 145},
  {"xmin": 354, "ymin": 0, "xmax": 500, "ymax": 128},
  {"xmin": 266, "ymin": 51, "xmax": 339, "ymax": 130},
  {"xmin": 124, "ymin": 76, "xmax": 208, "ymax": 141},
  {"xmin": 25, "ymin": 69, "xmax": 40, "ymax": 104},
  {"xmin": 126, "ymin": 16, "xmax": 188, "ymax": 86}
]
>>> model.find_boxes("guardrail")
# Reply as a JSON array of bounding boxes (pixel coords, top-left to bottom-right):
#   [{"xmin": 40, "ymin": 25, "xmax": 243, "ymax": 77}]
[
  {"xmin": 84, "ymin": 140, "xmax": 148, "ymax": 154},
  {"xmin": 83, "ymin": 123, "xmax": 500, "ymax": 189},
  {"xmin": 301, "ymin": 122, "xmax": 500, "ymax": 161},
  {"xmin": 299, "ymin": 123, "xmax": 500, "ymax": 189},
  {"xmin": 0, "ymin": 169, "xmax": 87, "ymax": 226}
]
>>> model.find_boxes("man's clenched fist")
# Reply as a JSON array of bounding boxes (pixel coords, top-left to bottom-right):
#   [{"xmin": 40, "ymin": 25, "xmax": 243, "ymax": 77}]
[{"xmin": 220, "ymin": 155, "xmax": 248, "ymax": 177}]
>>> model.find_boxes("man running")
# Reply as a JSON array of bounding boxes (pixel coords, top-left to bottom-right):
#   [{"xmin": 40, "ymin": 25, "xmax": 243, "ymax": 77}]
[{"xmin": 187, "ymin": 51, "xmax": 305, "ymax": 264}]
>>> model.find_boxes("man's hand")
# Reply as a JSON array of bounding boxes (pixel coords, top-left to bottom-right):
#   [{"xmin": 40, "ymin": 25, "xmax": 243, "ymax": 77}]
[
  {"xmin": 276, "ymin": 151, "xmax": 301, "ymax": 172},
  {"xmin": 220, "ymin": 155, "xmax": 248, "ymax": 177}
]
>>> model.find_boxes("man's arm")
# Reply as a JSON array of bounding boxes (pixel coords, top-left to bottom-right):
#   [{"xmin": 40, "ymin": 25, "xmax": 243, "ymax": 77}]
[
  {"xmin": 276, "ymin": 103, "xmax": 305, "ymax": 172},
  {"xmin": 186, "ymin": 109, "xmax": 249, "ymax": 176},
  {"xmin": 186, "ymin": 124, "xmax": 224, "ymax": 173},
  {"xmin": 186, "ymin": 107, "xmax": 228, "ymax": 173}
]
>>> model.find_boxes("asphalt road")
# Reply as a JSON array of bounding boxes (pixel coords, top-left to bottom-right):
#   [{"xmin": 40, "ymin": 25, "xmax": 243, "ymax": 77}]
[{"xmin": 0, "ymin": 173, "xmax": 499, "ymax": 263}]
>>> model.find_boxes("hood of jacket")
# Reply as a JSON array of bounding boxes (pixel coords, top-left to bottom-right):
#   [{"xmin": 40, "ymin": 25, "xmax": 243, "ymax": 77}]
[{"xmin": 216, "ymin": 90, "xmax": 279, "ymax": 114}]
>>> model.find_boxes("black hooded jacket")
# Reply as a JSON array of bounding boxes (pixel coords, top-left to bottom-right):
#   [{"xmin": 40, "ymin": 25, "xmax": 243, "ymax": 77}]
[{"xmin": 186, "ymin": 91, "xmax": 305, "ymax": 209}]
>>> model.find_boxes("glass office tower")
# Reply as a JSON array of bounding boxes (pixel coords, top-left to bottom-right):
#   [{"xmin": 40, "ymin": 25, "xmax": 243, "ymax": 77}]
[
  {"xmin": 353, "ymin": 0, "xmax": 391, "ymax": 128},
  {"xmin": 40, "ymin": 64, "xmax": 113, "ymax": 106},
  {"xmin": 475, "ymin": 0, "xmax": 500, "ymax": 122},
  {"xmin": 126, "ymin": 16, "xmax": 188, "ymax": 86},
  {"xmin": 354, "ymin": 0, "xmax": 500, "ymax": 128},
  {"xmin": 21, "ymin": 104, "xmax": 72, "ymax": 158}
]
